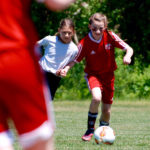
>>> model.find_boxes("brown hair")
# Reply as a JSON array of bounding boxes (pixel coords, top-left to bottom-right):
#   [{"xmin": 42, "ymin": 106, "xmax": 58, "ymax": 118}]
[
  {"xmin": 59, "ymin": 18, "xmax": 75, "ymax": 30},
  {"xmin": 56, "ymin": 18, "xmax": 78, "ymax": 44},
  {"xmin": 89, "ymin": 13, "xmax": 108, "ymax": 27}
]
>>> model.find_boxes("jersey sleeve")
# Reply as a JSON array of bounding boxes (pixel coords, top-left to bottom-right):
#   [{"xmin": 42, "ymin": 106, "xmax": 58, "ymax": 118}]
[
  {"xmin": 74, "ymin": 38, "xmax": 86, "ymax": 63},
  {"xmin": 70, "ymin": 45, "xmax": 79, "ymax": 62},
  {"xmin": 109, "ymin": 32, "xmax": 130, "ymax": 50},
  {"xmin": 37, "ymin": 36, "xmax": 49, "ymax": 47}
]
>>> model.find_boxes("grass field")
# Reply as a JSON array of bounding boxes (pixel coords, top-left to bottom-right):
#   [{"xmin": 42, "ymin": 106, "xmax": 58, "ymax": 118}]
[
  {"xmin": 54, "ymin": 100, "xmax": 150, "ymax": 150},
  {"xmin": 14, "ymin": 100, "xmax": 150, "ymax": 150}
]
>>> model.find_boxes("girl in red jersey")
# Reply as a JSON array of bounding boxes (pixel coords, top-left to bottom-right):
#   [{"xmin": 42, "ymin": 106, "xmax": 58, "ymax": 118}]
[{"xmin": 59, "ymin": 13, "xmax": 133, "ymax": 141}]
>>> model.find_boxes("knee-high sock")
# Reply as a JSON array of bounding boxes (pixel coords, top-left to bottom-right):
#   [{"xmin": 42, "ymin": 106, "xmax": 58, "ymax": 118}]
[{"xmin": 87, "ymin": 112, "xmax": 98, "ymax": 129}]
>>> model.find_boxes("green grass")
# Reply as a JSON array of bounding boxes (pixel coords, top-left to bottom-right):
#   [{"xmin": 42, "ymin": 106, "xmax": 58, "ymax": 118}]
[
  {"xmin": 14, "ymin": 100, "xmax": 150, "ymax": 150},
  {"xmin": 53, "ymin": 100, "xmax": 150, "ymax": 150}
]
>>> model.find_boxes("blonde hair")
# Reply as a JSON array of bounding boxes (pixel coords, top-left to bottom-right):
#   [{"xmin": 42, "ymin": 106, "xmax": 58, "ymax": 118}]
[{"xmin": 89, "ymin": 13, "xmax": 108, "ymax": 27}]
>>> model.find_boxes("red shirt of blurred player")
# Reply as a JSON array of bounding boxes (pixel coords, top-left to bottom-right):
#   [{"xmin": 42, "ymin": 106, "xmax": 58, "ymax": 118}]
[{"xmin": 0, "ymin": 0, "xmax": 39, "ymax": 51}]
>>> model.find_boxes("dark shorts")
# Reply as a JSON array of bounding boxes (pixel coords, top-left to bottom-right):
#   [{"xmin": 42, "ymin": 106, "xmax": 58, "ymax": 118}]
[{"xmin": 45, "ymin": 72, "xmax": 61, "ymax": 100}]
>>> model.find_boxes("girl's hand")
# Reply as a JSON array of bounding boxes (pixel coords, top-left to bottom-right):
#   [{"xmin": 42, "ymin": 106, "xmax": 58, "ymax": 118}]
[
  {"xmin": 44, "ymin": 0, "xmax": 76, "ymax": 11},
  {"xmin": 56, "ymin": 67, "xmax": 69, "ymax": 77},
  {"xmin": 56, "ymin": 69, "xmax": 61, "ymax": 76},
  {"xmin": 123, "ymin": 55, "xmax": 131, "ymax": 65},
  {"xmin": 56, "ymin": 61, "xmax": 75, "ymax": 77},
  {"xmin": 59, "ymin": 69, "xmax": 68, "ymax": 77},
  {"xmin": 123, "ymin": 47, "xmax": 133, "ymax": 65}
]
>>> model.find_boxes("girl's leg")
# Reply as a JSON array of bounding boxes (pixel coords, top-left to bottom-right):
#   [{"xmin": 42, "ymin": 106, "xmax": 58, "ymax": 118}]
[
  {"xmin": 82, "ymin": 87, "xmax": 102, "ymax": 141},
  {"xmin": 99, "ymin": 102, "xmax": 112, "ymax": 126}
]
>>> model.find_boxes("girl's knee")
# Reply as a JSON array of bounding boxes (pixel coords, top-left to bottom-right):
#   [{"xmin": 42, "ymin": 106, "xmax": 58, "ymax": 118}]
[{"xmin": 92, "ymin": 97, "xmax": 101, "ymax": 104}]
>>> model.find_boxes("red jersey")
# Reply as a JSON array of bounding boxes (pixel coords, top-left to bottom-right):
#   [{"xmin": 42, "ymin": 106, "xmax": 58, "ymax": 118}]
[
  {"xmin": 75, "ymin": 30, "xmax": 129, "ymax": 74},
  {"xmin": 0, "ymin": 0, "xmax": 54, "ymax": 146},
  {"xmin": 0, "ymin": 0, "xmax": 38, "ymax": 52}
]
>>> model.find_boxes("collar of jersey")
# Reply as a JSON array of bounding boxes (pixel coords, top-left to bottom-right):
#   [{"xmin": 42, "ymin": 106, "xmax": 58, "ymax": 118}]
[{"xmin": 88, "ymin": 32, "xmax": 102, "ymax": 43}]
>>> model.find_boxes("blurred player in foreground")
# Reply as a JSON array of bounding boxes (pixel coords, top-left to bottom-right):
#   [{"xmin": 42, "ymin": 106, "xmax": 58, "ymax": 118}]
[
  {"xmin": 59, "ymin": 13, "xmax": 133, "ymax": 141},
  {"xmin": 0, "ymin": 0, "xmax": 76, "ymax": 150}
]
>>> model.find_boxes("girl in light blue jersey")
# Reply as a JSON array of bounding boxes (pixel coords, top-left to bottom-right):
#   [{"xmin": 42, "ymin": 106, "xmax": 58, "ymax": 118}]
[{"xmin": 36, "ymin": 18, "xmax": 78, "ymax": 100}]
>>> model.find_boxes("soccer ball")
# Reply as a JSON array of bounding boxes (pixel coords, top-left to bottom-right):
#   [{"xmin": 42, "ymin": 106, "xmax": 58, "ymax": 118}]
[{"xmin": 94, "ymin": 126, "xmax": 115, "ymax": 145}]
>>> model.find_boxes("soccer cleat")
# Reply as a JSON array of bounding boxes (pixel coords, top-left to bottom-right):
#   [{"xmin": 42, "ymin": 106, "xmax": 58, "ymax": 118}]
[{"xmin": 82, "ymin": 128, "xmax": 94, "ymax": 141}]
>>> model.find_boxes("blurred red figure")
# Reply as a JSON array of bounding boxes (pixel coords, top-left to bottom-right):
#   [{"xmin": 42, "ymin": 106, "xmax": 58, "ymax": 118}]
[{"xmin": 0, "ymin": 0, "xmax": 75, "ymax": 150}]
